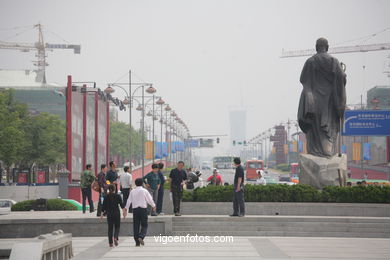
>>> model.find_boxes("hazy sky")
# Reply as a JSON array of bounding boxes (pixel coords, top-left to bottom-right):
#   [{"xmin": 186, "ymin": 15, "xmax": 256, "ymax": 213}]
[{"xmin": 1, "ymin": 0, "xmax": 390, "ymax": 156}]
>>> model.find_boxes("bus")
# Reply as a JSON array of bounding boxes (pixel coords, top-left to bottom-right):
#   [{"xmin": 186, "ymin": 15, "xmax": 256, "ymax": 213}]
[
  {"xmin": 245, "ymin": 159, "xmax": 265, "ymax": 181},
  {"xmin": 213, "ymin": 156, "xmax": 234, "ymax": 169}
]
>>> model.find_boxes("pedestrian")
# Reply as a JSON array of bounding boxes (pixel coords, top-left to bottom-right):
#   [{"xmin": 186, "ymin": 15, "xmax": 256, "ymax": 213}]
[
  {"xmin": 80, "ymin": 164, "xmax": 95, "ymax": 213},
  {"xmin": 101, "ymin": 184, "xmax": 124, "ymax": 247},
  {"xmin": 120, "ymin": 166, "xmax": 132, "ymax": 212},
  {"xmin": 106, "ymin": 161, "xmax": 118, "ymax": 191},
  {"xmin": 169, "ymin": 161, "xmax": 187, "ymax": 216},
  {"xmin": 97, "ymin": 164, "xmax": 108, "ymax": 217},
  {"xmin": 230, "ymin": 157, "xmax": 245, "ymax": 217},
  {"xmin": 143, "ymin": 163, "xmax": 161, "ymax": 216},
  {"xmin": 255, "ymin": 170, "xmax": 266, "ymax": 185},
  {"xmin": 156, "ymin": 162, "xmax": 165, "ymax": 215},
  {"xmin": 207, "ymin": 169, "xmax": 223, "ymax": 186},
  {"xmin": 123, "ymin": 178, "xmax": 156, "ymax": 247}
]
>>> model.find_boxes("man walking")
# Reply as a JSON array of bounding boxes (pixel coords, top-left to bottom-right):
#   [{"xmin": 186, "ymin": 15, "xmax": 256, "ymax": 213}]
[
  {"xmin": 120, "ymin": 166, "xmax": 132, "ymax": 212},
  {"xmin": 169, "ymin": 161, "xmax": 187, "ymax": 216},
  {"xmin": 156, "ymin": 162, "xmax": 165, "ymax": 215},
  {"xmin": 230, "ymin": 157, "xmax": 245, "ymax": 217},
  {"xmin": 123, "ymin": 178, "xmax": 156, "ymax": 247},
  {"xmin": 106, "ymin": 161, "xmax": 118, "ymax": 191},
  {"xmin": 97, "ymin": 164, "xmax": 108, "ymax": 217},
  {"xmin": 80, "ymin": 164, "xmax": 95, "ymax": 214},
  {"xmin": 143, "ymin": 164, "xmax": 160, "ymax": 216}
]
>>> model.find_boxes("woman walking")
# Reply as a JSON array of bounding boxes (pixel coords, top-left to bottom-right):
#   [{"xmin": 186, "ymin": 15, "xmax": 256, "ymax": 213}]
[{"xmin": 101, "ymin": 184, "xmax": 124, "ymax": 247}]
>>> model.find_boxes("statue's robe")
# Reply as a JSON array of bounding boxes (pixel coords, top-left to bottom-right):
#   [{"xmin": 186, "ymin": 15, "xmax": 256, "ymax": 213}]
[{"xmin": 298, "ymin": 52, "xmax": 346, "ymax": 158}]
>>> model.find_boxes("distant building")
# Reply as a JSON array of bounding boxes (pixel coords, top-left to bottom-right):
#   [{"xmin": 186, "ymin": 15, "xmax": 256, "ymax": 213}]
[
  {"xmin": 0, "ymin": 69, "xmax": 66, "ymax": 119},
  {"xmin": 229, "ymin": 108, "xmax": 247, "ymax": 154}
]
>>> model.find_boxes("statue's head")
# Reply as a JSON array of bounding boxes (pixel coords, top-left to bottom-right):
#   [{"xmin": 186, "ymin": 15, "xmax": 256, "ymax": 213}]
[{"xmin": 315, "ymin": 38, "xmax": 329, "ymax": 53}]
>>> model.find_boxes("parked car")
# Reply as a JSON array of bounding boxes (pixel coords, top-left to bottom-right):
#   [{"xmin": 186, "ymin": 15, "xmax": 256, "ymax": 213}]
[{"xmin": 0, "ymin": 199, "xmax": 16, "ymax": 214}]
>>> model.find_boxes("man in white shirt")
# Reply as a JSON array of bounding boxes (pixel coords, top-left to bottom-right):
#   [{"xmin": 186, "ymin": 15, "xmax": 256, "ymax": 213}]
[
  {"xmin": 119, "ymin": 166, "xmax": 132, "ymax": 212},
  {"xmin": 256, "ymin": 170, "xmax": 267, "ymax": 185},
  {"xmin": 123, "ymin": 178, "xmax": 156, "ymax": 247}
]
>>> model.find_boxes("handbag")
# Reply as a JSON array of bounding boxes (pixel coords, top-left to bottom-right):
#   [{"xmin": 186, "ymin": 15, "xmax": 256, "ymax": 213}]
[{"xmin": 91, "ymin": 180, "xmax": 100, "ymax": 192}]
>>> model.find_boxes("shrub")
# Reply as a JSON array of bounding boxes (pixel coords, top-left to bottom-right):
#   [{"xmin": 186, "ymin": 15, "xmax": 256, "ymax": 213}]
[
  {"xmin": 186, "ymin": 184, "xmax": 390, "ymax": 203},
  {"xmin": 11, "ymin": 200, "xmax": 35, "ymax": 211},
  {"xmin": 47, "ymin": 199, "xmax": 77, "ymax": 211},
  {"xmin": 11, "ymin": 199, "xmax": 77, "ymax": 211}
]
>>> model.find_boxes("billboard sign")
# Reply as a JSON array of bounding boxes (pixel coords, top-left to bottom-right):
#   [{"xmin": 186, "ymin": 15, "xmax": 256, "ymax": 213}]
[
  {"xmin": 199, "ymin": 138, "xmax": 214, "ymax": 148},
  {"xmin": 343, "ymin": 110, "xmax": 390, "ymax": 136}
]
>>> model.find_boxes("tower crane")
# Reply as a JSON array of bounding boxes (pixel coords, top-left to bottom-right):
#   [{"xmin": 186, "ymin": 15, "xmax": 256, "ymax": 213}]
[
  {"xmin": 280, "ymin": 42, "xmax": 390, "ymax": 58},
  {"xmin": 0, "ymin": 23, "xmax": 81, "ymax": 83}
]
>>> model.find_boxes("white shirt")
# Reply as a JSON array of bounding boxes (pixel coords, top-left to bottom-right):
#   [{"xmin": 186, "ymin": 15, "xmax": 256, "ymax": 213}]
[
  {"xmin": 125, "ymin": 186, "xmax": 156, "ymax": 209},
  {"xmin": 120, "ymin": 172, "xmax": 132, "ymax": 189},
  {"xmin": 256, "ymin": 177, "xmax": 267, "ymax": 185}
]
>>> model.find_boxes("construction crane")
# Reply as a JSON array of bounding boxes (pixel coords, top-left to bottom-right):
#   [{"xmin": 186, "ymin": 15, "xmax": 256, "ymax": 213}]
[
  {"xmin": 0, "ymin": 23, "xmax": 81, "ymax": 83},
  {"xmin": 281, "ymin": 42, "xmax": 390, "ymax": 58}
]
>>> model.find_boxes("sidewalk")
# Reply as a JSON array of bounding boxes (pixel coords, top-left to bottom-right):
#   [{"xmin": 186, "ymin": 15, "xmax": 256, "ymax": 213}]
[{"xmin": 71, "ymin": 236, "xmax": 390, "ymax": 260}]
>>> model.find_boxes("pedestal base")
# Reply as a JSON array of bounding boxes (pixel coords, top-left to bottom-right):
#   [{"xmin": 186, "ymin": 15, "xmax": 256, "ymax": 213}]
[{"xmin": 299, "ymin": 153, "xmax": 347, "ymax": 189}]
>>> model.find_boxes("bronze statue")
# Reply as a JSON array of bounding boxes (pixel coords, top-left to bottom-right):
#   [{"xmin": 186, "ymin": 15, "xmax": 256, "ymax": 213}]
[{"xmin": 298, "ymin": 38, "xmax": 347, "ymax": 158}]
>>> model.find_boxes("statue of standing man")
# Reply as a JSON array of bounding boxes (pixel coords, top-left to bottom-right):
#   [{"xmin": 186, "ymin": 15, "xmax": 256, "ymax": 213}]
[{"xmin": 298, "ymin": 38, "xmax": 347, "ymax": 158}]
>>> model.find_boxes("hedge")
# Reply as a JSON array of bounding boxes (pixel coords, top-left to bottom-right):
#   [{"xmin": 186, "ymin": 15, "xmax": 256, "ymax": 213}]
[
  {"xmin": 11, "ymin": 199, "xmax": 77, "ymax": 211},
  {"xmin": 182, "ymin": 184, "xmax": 390, "ymax": 203}
]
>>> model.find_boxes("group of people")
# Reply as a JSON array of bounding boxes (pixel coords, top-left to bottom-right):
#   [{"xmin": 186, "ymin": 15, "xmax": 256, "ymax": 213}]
[
  {"xmin": 79, "ymin": 157, "xmax": 248, "ymax": 247},
  {"xmin": 79, "ymin": 160, "xmax": 189, "ymax": 247}
]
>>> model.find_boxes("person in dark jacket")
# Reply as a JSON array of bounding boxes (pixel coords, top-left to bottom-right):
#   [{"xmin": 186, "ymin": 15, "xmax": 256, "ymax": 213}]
[
  {"xmin": 106, "ymin": 161, "xmax": 118, "ymax": 191},
  {"xmin": 230, "ymin": 157, "xmax": 245, "ymax": 217},
  {"xmin": 101, "ymin": 184, "xmax": 124, "ymax": 247},
  {"xmin": 97, "ymin": 164, "xmax": 108, "ymax": 217},
  {"xmin": 169, "ymin": 161, "xmax": 187, "ymax": 216},
  {"xmin": 156, "ymin": 162, "xmax": 166, "ymax": 215}
]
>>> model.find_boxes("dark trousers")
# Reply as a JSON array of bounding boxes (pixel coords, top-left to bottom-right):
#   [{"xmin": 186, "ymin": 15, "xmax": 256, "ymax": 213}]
[
  {"xmin": 81, "ymin": 187, "xmax": 94, "ymax": 213},
  {"xmin": 171, "ymin": 185, "xmax": 183, "ymax": 214},
  {"xmin": 97, "ymin": 192, "xmax": 104, "ymax": 216},
  {"xmin": 233, "ymin": 190, "xmax": 245, "ymax": 215},
  {"xmin": 107, "ymin": 214, "xmax": 120, "ymax": 244},
  {"xmin": 133, "ymin": 207, "xmax": 148, "ymax": 245},
  {"xmin": 156, "ymin": 187, "xmax": 164, "ymax": 214},
  {"xmin": 121, "ymin": 188, "xmax": 130, "ymax": 206}
]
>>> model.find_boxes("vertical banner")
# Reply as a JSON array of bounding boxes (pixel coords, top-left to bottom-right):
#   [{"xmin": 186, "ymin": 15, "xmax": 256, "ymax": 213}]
[
  {"xmin": 98, "ymin": 98, "xmax": 108, "ymax": 168},
  {"xmin": 163, "ymin": 142, "xmax": 168, "ymax": 157},
  {"xmin": 145, "ymin": 141, "xmax": 154, "ymax": 160},
  {"xmin": 155, "ymin": 142, "xmax": 163, "ymax": 159},
  {"xmin": 292, "ymin": 141, "xmax": 298, "ymax": 152},
  {"xmin": 284, "ymin": 144, "xmax": 288, "ymax": 154},
  {"xmin": 272, "ymin": 147, "xmax": 276, "ymax": 154},
  {"xmin": 353, "ymin": 143, "xmax": 361, "ymax": 161},
  {"xmin": 298, "ymin": 141, "xmax": 303, "ymax": 153},
  {"xmin": 303, "ymin": 141, "xmax": 307, "ymax": 154},
  {"xmin": 341, "ymin": 144, "xmax": 347, "ymax": 154},
  {"xmin": 363, "ymin": 142, "xmax": 371, "ymax": 161},
  {"xmin": 86, "ymin": 94, "xmax": 95, "ymax": 169},
  {"xmin": 71, "ymin": 88, "xmax": 84, "ymax": 181}
]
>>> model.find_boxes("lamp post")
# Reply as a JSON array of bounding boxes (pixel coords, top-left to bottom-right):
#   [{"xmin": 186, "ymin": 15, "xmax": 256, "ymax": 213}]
[
  {"xmin": 156, "ymin": 97, "xmax": 165, "ymax": 163},
  {"xmin": 106, "ymin": 72, "xmax": 156, "ymax": 177}
]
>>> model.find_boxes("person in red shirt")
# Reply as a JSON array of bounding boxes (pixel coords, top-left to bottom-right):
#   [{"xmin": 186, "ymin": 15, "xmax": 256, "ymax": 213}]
[{"xmin": 207, "ymin": 169, "xmax": 223, "ymax": 186}]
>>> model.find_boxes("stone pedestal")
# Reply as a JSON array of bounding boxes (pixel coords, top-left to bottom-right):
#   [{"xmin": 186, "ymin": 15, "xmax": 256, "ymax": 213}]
[{"xmin": 299, "ymin": 153, "xmax": 347, "ymax": 189}]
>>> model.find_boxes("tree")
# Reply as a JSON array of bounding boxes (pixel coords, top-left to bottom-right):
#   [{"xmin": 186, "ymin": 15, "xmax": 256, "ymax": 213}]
[
  {"xmin": 110, "ymin": 120, "xmax": 143, "ymax": 165},
  {"xmin": 0, "ymin": 89, "xmax": 30, "ymax": 181},
  {"xmin": 22, "ymin": 113, "xmax": 66, "ymax": 167},
  {"xmin": 0, "ymin": 89, "xmax": 66, "ymax": 182}
]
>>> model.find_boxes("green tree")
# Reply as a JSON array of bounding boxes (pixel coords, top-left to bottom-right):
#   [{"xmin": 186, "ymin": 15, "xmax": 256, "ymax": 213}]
[
  {"xmin": 22, "ymin": 113, "xmax": 66, "ymax": 167},
  {"xmin": 0, "ymin": 90, "xmax": 30, "ymax": 180},
  {"xmin": 110, "ymin": 120, "xmax": 143, "ymax": 165}
]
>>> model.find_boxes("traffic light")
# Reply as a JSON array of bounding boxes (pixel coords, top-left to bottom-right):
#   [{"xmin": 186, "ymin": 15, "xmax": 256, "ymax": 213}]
[
  {"xmin": 216, "ymin": 137, "xmax": 220, "ymax": 144},
  {"xmin": 233, "ymin": 140, "xmax": 236, "ymax": 146}
]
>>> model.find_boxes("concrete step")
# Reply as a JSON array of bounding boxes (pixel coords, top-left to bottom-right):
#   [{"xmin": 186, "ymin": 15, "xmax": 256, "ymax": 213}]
[
  {"xmin": 172, "ymin": 216, "xmax": 390, "ymax": 224},
  {"xmin": 172, "ymin": 224, "xmax": 389, "ymax": 233},
  {"xmin": 171, "ymin": 216, "xmax": 390, "ymax": 238},
  {"xmin": 171, "ymin": 230, "xmax": 390, "ymax": 238}
]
